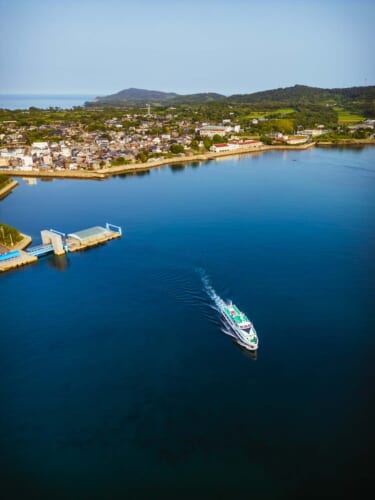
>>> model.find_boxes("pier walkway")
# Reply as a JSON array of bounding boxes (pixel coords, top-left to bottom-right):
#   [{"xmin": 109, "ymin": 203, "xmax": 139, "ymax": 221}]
[
  {"xmin": 26, "ymin": 244, "xmax": 54, "ymax": 257},
  {"xmin": 1, "ymin": 222, "xmax": 122, "ymax": 273}
]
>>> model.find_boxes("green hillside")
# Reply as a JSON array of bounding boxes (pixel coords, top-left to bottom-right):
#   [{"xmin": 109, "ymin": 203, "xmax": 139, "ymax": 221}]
[{"xmin": 87, "ymin": 84, "xmax": 375, "ymax": 119}]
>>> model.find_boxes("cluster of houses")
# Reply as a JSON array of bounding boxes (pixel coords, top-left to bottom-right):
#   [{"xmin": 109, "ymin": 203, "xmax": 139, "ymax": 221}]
[
  {"xmin": 1, "ymin": 112, "xmax": 374, "ymax": 172},
  {"xmin": 0, "ymin": 115, "xmax": 186, "ymax": 170},
  {"xmin": 0, "ymin": 116, "xmax": 248, "ymax": 171}
]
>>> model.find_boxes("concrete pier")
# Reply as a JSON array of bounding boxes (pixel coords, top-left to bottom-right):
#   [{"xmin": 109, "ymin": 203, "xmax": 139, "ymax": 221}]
[
  {"xmin": 0, "ymin": 223, "xmax": 122, "ymax": 273},
  {"xmin": 41, "ymin": 230, "xmax": 66, "ymax": 255},
  {"xmin": 0, "ymin": 249, "xmax": 37, "ymax": 272},
  {"xmin": 66, "ymin": 225, "xmax": 121, "ymax": 252}
]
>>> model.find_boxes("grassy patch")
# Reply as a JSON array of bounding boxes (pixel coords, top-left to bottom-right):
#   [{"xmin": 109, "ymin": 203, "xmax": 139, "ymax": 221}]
[
  {"xmin": 334, "ymin": 107, "xmax": 365, "ymax": 123},
  {"xmin": 275, "ymin": 108, "xmax": 295, "ymax": 115},
  {"xmin": 245, "ymin": 108, "xmax": 295, "ymax": 119},
  {"xmin": 0, "ymin": 174, "xmax": 11, "ymax": 190},
  {"xmin": 0, "ymin": 222, "xmax": 23, "ymax": 245}
]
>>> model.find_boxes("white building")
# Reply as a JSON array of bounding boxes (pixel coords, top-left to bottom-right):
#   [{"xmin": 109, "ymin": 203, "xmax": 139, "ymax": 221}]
[
  {"xmin": 17, "ymin": 155, "xmax": 34, "ymax": 170},
  {"xmin": 237, "ymin": 140, "xmax": 263, "ymax": 148},
  {"xmin": 297, "ymin": 129, "xmax": 327, "ymax": 137},
  {"xmin": 197, "ymin": 125, "xmax": 240, "ymax": 137},
  {"xmin": 31, "ymin": 142, "xmax": 50, "ymax": 157},
  {"xmin": 31, "ymin": 141, "xmax": 49, "ymax": 150},
  {"xmin": 210, "ymin": 143, "xmax": 239, "ymax": 153},
  {"xmin": 210, "ymin": 140, "xmax": 264, "ymax": 153},
  {"xmin": 197, "ymin": 125, "xmax": 228, "ymax": 137},
  {"xmin": 61, "ymin": 146, "xmax": 71, "ymax": 158}
]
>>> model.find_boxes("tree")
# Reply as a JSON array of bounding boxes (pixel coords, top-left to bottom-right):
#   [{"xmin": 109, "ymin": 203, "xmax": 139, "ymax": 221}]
[
  {"xmin": 260, "ymin": 136, "xmax": 273, "ymax": 145},
  {"xmin": 203, "ymin": 137, "xmax": 212, "ymax": 150},
  {"xmin": 212, "ymin": 134, "xmax": 226, "ymax": 144},
  {"xmin": 137, "ymin": 152, "xmax": 148, "ymax": 163},
  {"xmin": 110, "ymin": 157, "xmax": 130, "ymax": 166},
  {"xmin": 170, "ymin": 144, "xmax": 184, "ymax": 154},
  {"xmin": 190, "ymin": 139, "xmax": 199, "ymax": 151}
]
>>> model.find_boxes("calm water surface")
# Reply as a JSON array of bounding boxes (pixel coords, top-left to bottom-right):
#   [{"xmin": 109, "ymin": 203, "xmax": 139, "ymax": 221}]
[
  {"xmin": 1, "ymin": 148, "xmax": 374, "ymax": 499},
  {"xmin": 0, "ymin": 94, "xmax": 95, "ymax": 110}
]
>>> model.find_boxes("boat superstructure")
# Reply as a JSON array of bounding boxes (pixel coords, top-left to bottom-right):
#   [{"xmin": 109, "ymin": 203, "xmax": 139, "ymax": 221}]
[{"xmin": 221, "ymin": 302, "xmax": 258, "ymax": 351}]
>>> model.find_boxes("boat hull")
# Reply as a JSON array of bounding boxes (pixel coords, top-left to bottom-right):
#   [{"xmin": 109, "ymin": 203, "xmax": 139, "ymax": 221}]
[{"xmin": 222, "ymin": 312, "xmax": 258, "ymax": 351}]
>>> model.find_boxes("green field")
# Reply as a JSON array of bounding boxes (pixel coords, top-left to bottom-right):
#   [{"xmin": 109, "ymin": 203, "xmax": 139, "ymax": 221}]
[
  {"xmin": 334, "ymin": 107, "xmax": 365, "ymax": 123},
  {"xmin": 245, "ymin": 108, "xmax": 295, "ymax": 119}
]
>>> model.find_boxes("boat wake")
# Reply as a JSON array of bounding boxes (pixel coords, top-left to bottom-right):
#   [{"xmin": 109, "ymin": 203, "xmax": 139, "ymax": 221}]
[
  {"xmin": 199, "ymin": 269, "xmax": 226, "ymax": 311},
  {"xmin": 197, "ymin": 269, "xmax": 237, "ymax": 339}
]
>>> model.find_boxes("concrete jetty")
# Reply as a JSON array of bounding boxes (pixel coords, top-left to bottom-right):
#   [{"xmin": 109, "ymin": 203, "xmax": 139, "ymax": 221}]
[
  {"xmin": 0, "ymin": 223, "xmax": 122, "ymax": 274},
  {"xmin": 0, "ymin": 249, "xmax": 37, "ymax": 272},
  {"xmin": 41, "ymin": 230, "xmax": 66, "ymax": 255},
  {"xmin": 66, "ymin": 225, "xmax": 122, "ymax": 252}
]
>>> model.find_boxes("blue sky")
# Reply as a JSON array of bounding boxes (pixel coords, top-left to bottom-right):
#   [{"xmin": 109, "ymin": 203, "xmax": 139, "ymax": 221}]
[{"xmin": 0, "ymin": 0, "xmax": 374, "ymax": 95}]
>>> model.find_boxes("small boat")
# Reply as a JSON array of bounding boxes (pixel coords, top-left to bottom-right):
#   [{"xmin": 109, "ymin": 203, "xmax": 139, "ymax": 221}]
[{"xmin": 221, "ymin": 301, "xmax": 258, "ymax": 351}]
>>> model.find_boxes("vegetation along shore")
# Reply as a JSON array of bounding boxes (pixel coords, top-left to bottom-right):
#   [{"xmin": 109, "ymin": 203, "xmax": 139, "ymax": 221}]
[{"xmin": 0, "ymin": 174, "xmax": 18, "ymax": 197}]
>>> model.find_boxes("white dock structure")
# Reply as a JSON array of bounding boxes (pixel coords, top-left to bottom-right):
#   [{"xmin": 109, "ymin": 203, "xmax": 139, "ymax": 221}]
[{"xmin": 41, "ymin": 230, "xmax": 66, "ymax": 255}]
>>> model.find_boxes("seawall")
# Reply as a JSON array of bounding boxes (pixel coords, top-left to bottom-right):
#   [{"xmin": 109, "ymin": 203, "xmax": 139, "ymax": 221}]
[
  {"xmin": 2, "ymin": 142, "xmax": 316, "ymax": 180},
  {"xmin": 0, "ymin": 180, "xmax": 19, "ymax": 199}
]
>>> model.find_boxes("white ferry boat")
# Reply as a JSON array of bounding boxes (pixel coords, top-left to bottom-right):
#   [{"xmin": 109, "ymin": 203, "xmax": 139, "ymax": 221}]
[{"xmin": 221, "ymin": 302, "xmax": 258, "ymax": 351}]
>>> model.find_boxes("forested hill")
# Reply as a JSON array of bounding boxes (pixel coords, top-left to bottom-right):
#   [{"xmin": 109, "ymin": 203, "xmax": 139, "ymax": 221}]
[
  {"xmin": 228, "ymin": 84, "xmax": 375, "ymax": 118},
  {"xmin": 92, "ymin": 88, "xmax": 226, "ymax": 105},
  {"xmin": 88, "ymin": 84, "xmax": 375, "ymax": 116},
  {"xmin": 229, "ymin": 84, "xmax": 375, "ymax": 104},
  {"xmin": 94, "ymin": 88, "xmax": 179, "ymax": 103}
]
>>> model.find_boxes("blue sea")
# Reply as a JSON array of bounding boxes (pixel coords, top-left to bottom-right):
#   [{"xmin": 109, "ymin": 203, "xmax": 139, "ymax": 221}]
[
  {"xmin": 0, "ymin": 94, "xmax": 95, "ymax": 110},
  {"xmin": 1, "ymin": 147, "xmax": 374, "ymax": 499}
]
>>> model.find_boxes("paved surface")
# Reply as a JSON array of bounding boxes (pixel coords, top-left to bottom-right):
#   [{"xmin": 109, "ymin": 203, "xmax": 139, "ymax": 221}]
[{"xmin": 0, "ymin": 249, "xmax": 37, "ymax": 272}]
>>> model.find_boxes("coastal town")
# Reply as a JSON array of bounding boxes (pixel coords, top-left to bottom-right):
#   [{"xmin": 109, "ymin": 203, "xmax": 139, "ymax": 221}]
[{"xmin": 1, "ymin": 105, "xmax": 374, "ymax": 176}]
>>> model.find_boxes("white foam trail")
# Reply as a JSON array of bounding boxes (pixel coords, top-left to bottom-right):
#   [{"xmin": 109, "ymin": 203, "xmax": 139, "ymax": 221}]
[
  {"xmin": 197, "ymin": 269, "xmax": 238, "ymax": 340},
  {"xmin": 197, "ymin": 269, "xmax": 224, "ymax": 309}
]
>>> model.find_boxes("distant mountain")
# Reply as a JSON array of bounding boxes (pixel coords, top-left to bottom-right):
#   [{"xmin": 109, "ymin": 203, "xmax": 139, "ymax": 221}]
[
  {"xmin": 94, "ymin": 87, "xmax": 179, "ymax": 104},
  {"xmin": 87, "ymin": 84, "xmax": 375, "ymax": 110},
  {"xmin": 229, "ymin": 84, "xmax": 375, "ymax": 104},
  {"xmin": 91, "ymin": 88, "xmax": 226, "ymax": 106}
]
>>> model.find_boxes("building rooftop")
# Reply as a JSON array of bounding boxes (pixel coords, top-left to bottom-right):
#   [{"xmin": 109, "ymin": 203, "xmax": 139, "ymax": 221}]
[{"xmin": 68, "ymin": 226, "xmax": 110, "ymax": 243}]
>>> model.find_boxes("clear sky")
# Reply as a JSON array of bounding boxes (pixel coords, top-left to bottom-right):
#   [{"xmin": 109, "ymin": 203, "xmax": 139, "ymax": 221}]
[{"xmin": 0, "ymin": 0, "xmax": 374, "ymax": 95}]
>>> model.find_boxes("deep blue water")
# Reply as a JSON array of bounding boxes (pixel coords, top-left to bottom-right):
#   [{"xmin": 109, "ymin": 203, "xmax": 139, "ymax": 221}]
[
  {"xmin": 0, "ymin": 94, "xmax": 95, "ymax": 110},
  {"xmin": 1, "ymin": 147, "xmax": 375, "ymax": 499}
]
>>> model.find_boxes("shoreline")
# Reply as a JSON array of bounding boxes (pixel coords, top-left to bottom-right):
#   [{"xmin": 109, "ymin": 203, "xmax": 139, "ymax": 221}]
[
  {"xmin": 0, "ymin": 179, "xmax": 19, "ymax": 198},
  {"xmin": 13, "ymin": 233, "xmax": 32, "ymax": 250},
  {"xmin": 315, "ymin": 139, "xmax": 375, "ymax": 147},
  {"xmin": 1, "ymin": 143, "xmax": 315, "ymax": 180},
  {"xmin": 0, "ymin": 233, "xmax": 34, "ymax": 273},
  {"xmin": 2, "ymin": 140, "xmax": 374, "ymax": 180}
]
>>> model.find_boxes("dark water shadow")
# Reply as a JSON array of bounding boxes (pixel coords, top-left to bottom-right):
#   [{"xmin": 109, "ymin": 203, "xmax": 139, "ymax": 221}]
[
  {"xmin": 233, "ymin": 340, "xmax": 258, "ymax": 361},
  {"xmin": 169, "ymin": 164, "xmax": 186, "ymax": 173},
  {"xmin": 45, "ymin": 254, "xmax": 70, "ymax": 271}
]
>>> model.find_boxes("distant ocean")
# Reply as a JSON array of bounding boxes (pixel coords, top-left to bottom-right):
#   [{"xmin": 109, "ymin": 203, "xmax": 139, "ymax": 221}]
[{"xmin": 0, "ymin": 94, "xmax": 96, "ymax": 110}]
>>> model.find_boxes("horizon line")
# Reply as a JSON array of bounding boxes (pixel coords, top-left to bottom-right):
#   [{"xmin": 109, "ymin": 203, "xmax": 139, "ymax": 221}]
[{"xmin": 1, "ymin": 82, "xmax": 374, "ymax": 98}]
